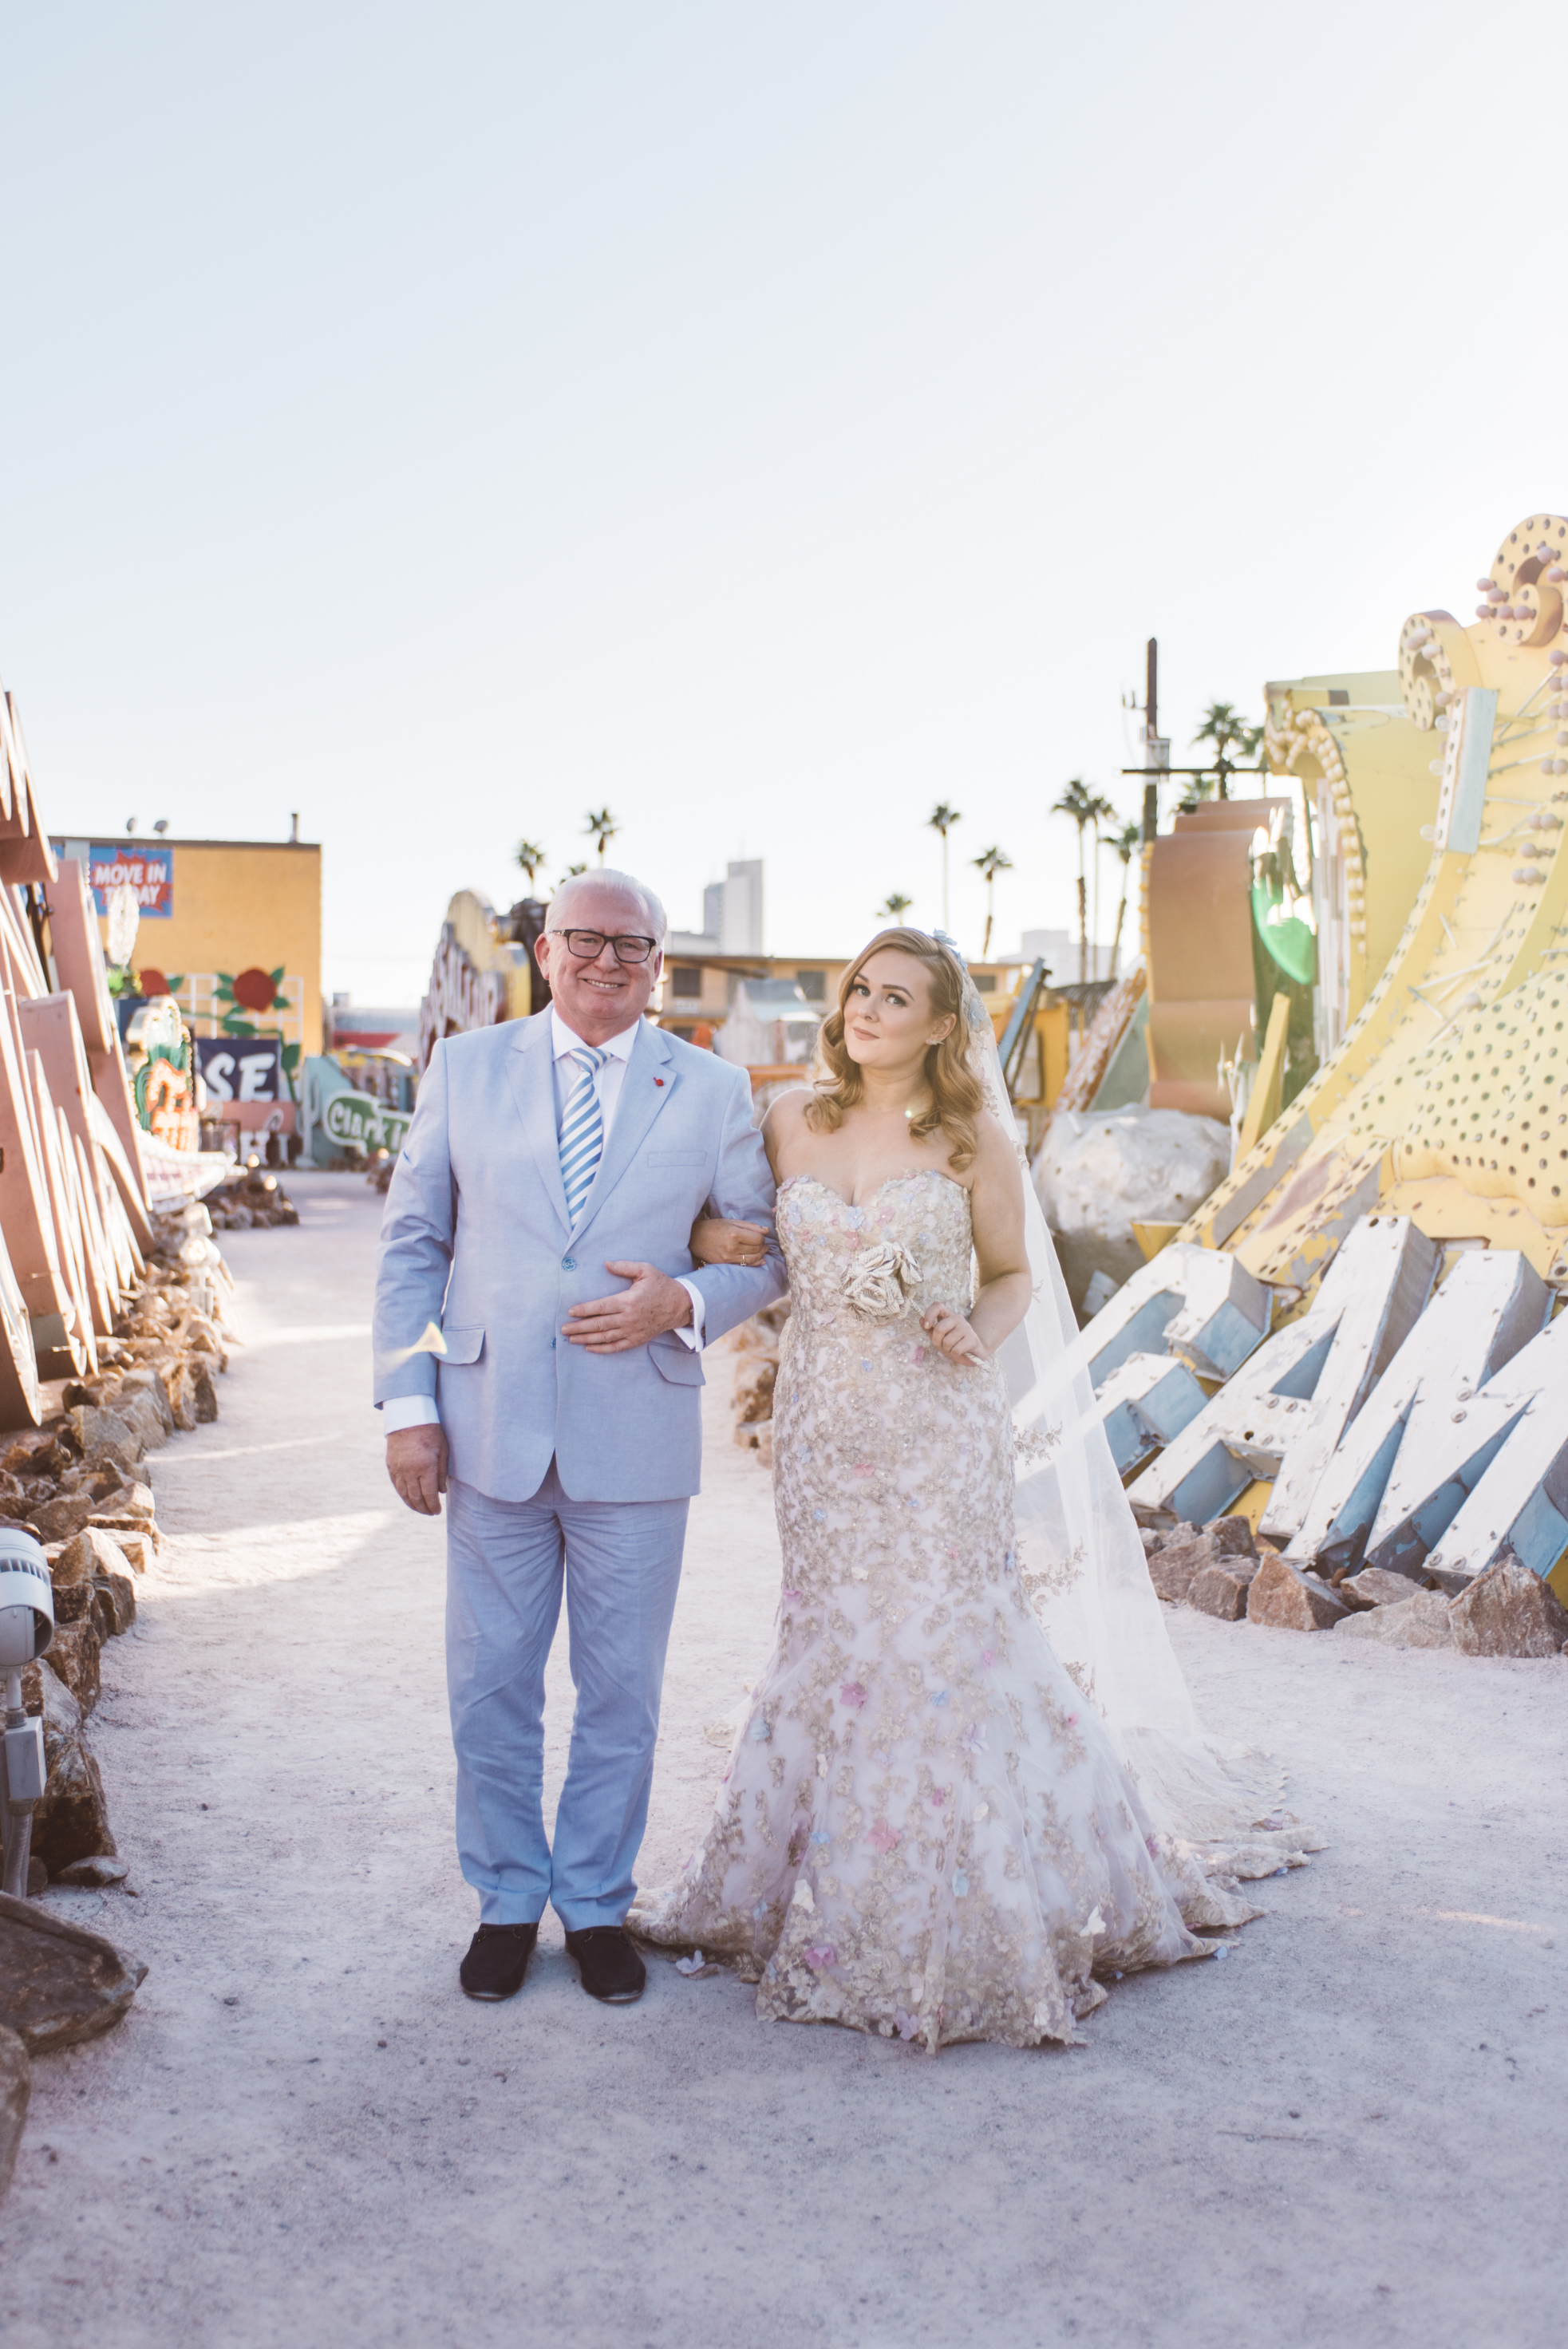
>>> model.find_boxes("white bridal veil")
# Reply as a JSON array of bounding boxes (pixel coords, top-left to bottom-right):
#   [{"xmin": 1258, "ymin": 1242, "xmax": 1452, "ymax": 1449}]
[{"xmin": 934, "ymin": 934, "xmax": 1310, "ymax": 1876}]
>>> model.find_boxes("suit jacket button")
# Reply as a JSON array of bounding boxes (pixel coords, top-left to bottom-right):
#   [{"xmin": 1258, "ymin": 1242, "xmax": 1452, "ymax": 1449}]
[{"xmin": 562, "ymin": 1256, "xmax": 576, "ymax": 1269}]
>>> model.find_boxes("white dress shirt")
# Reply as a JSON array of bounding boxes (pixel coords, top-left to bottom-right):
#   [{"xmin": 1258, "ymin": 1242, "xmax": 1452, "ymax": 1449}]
[{"xmin": 382, "ymin": 1009, "xmax": 705, "ymax": 1432}]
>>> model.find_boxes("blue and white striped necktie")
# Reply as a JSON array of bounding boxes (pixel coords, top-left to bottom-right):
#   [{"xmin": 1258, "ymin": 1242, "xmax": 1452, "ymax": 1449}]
[{"xmin": 559, "ymin": 1045, "xmax": 610, "ymax": 1225}]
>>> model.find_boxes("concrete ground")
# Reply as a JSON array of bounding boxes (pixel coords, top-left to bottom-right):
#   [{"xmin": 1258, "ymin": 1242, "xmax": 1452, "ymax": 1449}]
[{"xmin": 2, "ymin": 1170, "xmax": 1564, "ymax": 2349}]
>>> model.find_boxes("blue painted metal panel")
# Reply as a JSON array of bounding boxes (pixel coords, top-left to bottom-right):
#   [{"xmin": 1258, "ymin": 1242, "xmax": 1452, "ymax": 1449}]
[
  {"xmin": 1321, "ymin": 1420, "xmax": 1407, "ymax": 1555},
  {"xmin": 1270, "ymin": 1327, "xmax": 1336, "ymax": 1401},
  {"xmin": 1368, "ymin": 1418, "xmax": 1519, "ymax": 1574},
  {"xmin": 1139, "ymin": 1363, "xmax": 1208, "ymax": 1443},
  {"xmin": 1502, "ymin": 1486, "xmax": 1568, "ymax": 1581},
  {"xmin": 1088, "ymin": 1293, "xmax": 1181, "ymax": 1390},
  {"xmin": 1190, "ymin": 1297, "xmax": 1270, "ymax": 1380},
  {"xmin": 1169, "ymin": 1444, "xmax": 1252, "ymax": 1527},
  {"xmin": 1103, "ymin": 1401, "xmax": 1159, "ymax": 1478}
]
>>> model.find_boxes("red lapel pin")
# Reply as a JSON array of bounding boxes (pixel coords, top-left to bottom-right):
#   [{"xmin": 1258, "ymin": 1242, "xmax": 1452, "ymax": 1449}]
[{"xmin": 654, "ymin": 1077, "xmax": 665, "ymax": 1087}]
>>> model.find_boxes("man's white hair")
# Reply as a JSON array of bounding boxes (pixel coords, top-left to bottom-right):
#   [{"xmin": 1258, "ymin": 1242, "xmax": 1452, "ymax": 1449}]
[{"xmin": 549, "ymin": 867, "xmax": 667, "ymax": 942}]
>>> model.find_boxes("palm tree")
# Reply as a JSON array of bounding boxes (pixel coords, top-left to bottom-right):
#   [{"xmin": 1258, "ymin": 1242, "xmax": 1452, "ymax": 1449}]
[
  {"xmin": 880, "ymin": 891, "xmax": 914, "ymax": 921},
  {"xmin": 928, "ymin": 803, "xmax": 962, "ymax": 930},
  {"xmin": 1107, "ymin": 820, "xmax": 1143, "ymax": 977},
  {"xmin": 971, "ymin": 847, "xmax": 1012, "ymax": 960},
  {"xmin": 1086, "ymin": 794, "xmax": 1116, "ymax": 978},
  {"xmin": 1190, "ymin": 702, "xmax": 1264, "ymax": 802},
  {"xmin": 515, "ymin": 839, "xmax": 547, "ymax": 891},
  {"xmin": 561, "ymin": 861, "xmax": 588, "ymax": 880},
  {"xmin": 1052, "ymin": 779, "xmax": 1099, "ymax": 983},
  {"xmin": 583, "ymin": 807, "xmax": 619, "ymax": 863}
]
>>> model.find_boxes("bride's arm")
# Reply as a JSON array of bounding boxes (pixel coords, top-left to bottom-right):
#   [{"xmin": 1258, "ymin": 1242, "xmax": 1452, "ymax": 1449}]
[{"xmin": 922, "ymin": 1115, "xmax": 1032, "ymax": 1367}]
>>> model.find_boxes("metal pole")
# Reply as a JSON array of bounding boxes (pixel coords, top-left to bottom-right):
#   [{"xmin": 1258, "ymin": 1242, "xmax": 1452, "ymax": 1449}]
[
  {"xmin": 1, "ymin": 1666, "xmax": 34, "ymax": 1899},
  {"xmin": 1142, "ymin": 638, "xmax": 1161, "ymax": 845}
]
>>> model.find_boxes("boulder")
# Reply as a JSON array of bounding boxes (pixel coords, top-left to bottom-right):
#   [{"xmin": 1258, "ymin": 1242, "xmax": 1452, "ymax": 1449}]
[
  {"xmin": 1335, "ymin": 1590, "xmax": 1458, "ymax": 1649},
  {"xmin": 42, "ymin": 1621, "xmax": 101, "ymax": 1716},
  {"xmin": 1, "ymin": 1431, "xmax": 57, "ymax": 1478},
  {"xmin": 1147, "ymin": 1530, "xmax": 1222, "ymax": 1605},
  {"xmin": 30, "ymin": 1734, "xmax": 114, "ymax": 1874},
  {"xmin": 89, "ymin": 1483, "xmax": 158, "ymax": 1550},
  {"xmin": 113, "ymin": 1379, "xmax": 171, "ymax": 1451},
  {"xmin": 167, "ymin": 1366, "xmax": 199, "ymax": 1432},
  {"xmin": 51, "ymin": 1854, "xmax": 128, "ymax": 1888},
  {"xmin": 1246, "ymin": 1550, "xmax": 1350, "ymax": 1632},
  {"xmin": 1449, "ymin": 1551, "xmax": 1568, "ymax": 1659},
  {"xmin": 1341, "ymin": 1565, "xmax": 1427, "ymax": 1609},
  {"xmin": 66, "ymin": 1405, "xmax": 143, "ymax": 1474},
  {"xmin": 92, "ymin": 1571, "xmax": 136, "ymax": 1637},
  {"xmin": 111, "ymin": 1532, "xmax": 155, "ymax": 1576},
  {"xmin": 184, "ymin": 1313, "xmax": 227, "ymax": 1362},
  {"xmin": 103, "ymin": 1480, "xmax": 155, "ymax": 1525},
  {"xmin": 27, "ymin": 1490, "xmax": 96, "ymax": 1545},
  {"xmin": 1188, "ymin": 1561, "xmax": 1256, "ymax": 1621},
  {"xmin": 51, "ymin": 1855, "xmax": 128, "ymax": 1888},
  {"xmin": 1034, "ymin": 1106, "xmax": 1233, "ymax": 1309},
  {"xmin": 51, "ymin": 1580, "xmax": 96, "ymax": 1626},
  {"xmin": 53, "ymin": 1526, "xmax": 131, "ymax": 1589},
  {"xmin": 0, "ymin": 1893, "xmax": 145, "ymax": 2053},
  {"xmin": 21, "ymin": 1656, "xmax": 82, "ymax": 1751},
  {"xmin": 192, "ymin": 1360, "xmax": 219, "ymax": 1422},
  {"xmin": 734, "ymin": 1359, "xmax": 776, "ymax": 1424},
  {"xmin": 0, "ymin": 2024, "xmax": 27, "ymax": 2201},
  {"xmin": 1210, "ymin": 1515, "xmax": 1258, "ymax": 1560}
]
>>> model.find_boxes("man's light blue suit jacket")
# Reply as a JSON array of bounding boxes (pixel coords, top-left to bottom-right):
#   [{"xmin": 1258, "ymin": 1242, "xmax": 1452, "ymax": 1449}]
[{"xmin": 373, "ymin": 1011, "xmax": 786, "ymax": 1502}]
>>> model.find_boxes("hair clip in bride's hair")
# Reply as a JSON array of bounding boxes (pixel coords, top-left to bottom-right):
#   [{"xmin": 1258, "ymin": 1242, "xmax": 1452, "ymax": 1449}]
[{"xmin": 930, "ymin": 928, "xmax": 969, "ymax": 971}]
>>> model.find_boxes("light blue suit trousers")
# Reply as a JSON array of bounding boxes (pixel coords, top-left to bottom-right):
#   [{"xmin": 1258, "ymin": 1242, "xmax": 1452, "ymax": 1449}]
[{"xmin": 446, "ymin": 1470, "xmax": 688, "ymax": 1928}]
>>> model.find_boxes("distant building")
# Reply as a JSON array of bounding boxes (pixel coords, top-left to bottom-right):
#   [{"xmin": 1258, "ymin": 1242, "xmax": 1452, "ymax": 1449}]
[
  {"xmin": 52, "ymin": 828, "xmax": 324, "ymax": 1057},
  {"xmin": 714, "ymin": 977, "xmax": 823, "ymax": 1071},
  {"xmin": 667, "ymin": 857, "xmax": 765, "ymax": 959},
  {"xmin": 329, "ymin": 996, "xmax": 419, "ymax": 1055},
  {"xmin": 1016, "ymin": 927, "xmax": 1116, "ymax": 982}
]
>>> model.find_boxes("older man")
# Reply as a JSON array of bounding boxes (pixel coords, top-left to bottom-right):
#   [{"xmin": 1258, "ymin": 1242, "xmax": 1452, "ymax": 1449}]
[{"xmin": 374, "ymin": 871, "xmax": 784, "ymax": 2004}]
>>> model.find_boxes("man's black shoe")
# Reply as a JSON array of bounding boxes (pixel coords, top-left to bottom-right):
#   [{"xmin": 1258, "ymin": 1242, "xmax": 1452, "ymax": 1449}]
[
  {"xmin": 460, "ymin": 1922, "xmax": 539, "ymax": 2002},
  {"xmin": 563, "ymin": 1925, "xmax": 646, "ymax": 2004}
]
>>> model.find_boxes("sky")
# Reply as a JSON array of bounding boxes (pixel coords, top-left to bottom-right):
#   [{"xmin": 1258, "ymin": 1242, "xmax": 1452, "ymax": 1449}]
[{"xmin": 3, "ymin": 1, "xmax": 1566, "ymax": 1005}]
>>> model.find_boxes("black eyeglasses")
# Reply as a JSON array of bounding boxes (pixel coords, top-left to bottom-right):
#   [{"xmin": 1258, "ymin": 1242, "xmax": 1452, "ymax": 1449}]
[{"xmin": 547, "ymin": 928, "xmax": 659, "ymax": 966}]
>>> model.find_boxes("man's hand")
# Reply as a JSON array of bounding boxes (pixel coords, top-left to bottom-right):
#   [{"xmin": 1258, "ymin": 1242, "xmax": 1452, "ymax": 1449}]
[
  {"xmin": 387, "ymin": 1423, "xmax": 449, "ymax": 1515},
  {"xmin": 564, "ymin": 1262, "xmax": 693, "ymax": 1353}
]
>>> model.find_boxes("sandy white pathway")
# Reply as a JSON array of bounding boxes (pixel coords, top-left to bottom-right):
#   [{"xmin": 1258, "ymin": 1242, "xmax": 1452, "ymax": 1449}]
[{"xmin": 2, "ymin": 1171, "xmax": 1564, "ymax": 2349}]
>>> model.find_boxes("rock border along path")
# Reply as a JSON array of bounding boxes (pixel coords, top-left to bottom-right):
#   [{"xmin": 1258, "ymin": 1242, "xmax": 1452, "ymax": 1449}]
[{"xmin": 1, "ymin": 1171, "xmax": 1563, "ymax": 2349}]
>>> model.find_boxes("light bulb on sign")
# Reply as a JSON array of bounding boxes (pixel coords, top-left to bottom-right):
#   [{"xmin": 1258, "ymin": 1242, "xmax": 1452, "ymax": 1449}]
[{"xmin": 105, "ymin": 882, "xmax": 140, "ymax": 970}]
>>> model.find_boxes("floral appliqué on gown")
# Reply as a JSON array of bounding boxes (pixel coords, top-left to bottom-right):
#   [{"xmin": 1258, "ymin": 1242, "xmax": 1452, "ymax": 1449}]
[{"xmin": 632, "ymin": 1170, "xmax": 1226, "ymax": 2051}]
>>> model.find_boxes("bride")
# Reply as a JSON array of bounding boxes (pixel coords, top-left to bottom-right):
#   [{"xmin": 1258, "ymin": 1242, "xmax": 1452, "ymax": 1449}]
[{"xmin": 631, "ymin": 928, "xmax": 1303, "ymax": 2051}]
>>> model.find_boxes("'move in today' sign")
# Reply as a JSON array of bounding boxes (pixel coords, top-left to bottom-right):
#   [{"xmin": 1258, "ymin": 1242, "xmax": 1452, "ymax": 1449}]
[{"xmin": 70, "ymin": 845, "xmax": 175, "ymax": 918}]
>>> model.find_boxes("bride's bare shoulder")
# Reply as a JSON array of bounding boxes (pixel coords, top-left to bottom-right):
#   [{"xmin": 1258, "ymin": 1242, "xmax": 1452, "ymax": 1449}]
[
  {"xmin": 761, "ymin": 1086, "xmax": 816, "ymax": 1141},
  {"xmin": 761, "ymin": 1085, "xmax": 818, "ymax": 1173}
]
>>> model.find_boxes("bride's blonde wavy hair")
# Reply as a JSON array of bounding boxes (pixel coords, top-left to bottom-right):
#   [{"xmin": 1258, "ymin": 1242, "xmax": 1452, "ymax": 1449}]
[{"xmin": 806, "ymin": 927, "xmax": 986, "ymax": 1171}]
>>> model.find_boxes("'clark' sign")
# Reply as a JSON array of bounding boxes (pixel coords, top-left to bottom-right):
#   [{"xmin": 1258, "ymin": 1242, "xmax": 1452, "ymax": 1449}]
[{"xmin": 321, "ymin": 1092, "xmax": 411, "ymax": 1154}]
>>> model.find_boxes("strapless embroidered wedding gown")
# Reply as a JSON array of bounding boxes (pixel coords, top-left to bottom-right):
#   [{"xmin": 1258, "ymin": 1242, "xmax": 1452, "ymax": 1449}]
[{"xmin": 632, "ymin": 1170, "xmax": 1226, "ymax": 2051}]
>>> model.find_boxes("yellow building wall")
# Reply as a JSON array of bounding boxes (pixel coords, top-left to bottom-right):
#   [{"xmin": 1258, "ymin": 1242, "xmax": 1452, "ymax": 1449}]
[{"xmin": 57, "ymin": 836, "xmax": 324, "ymax": 1056}]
